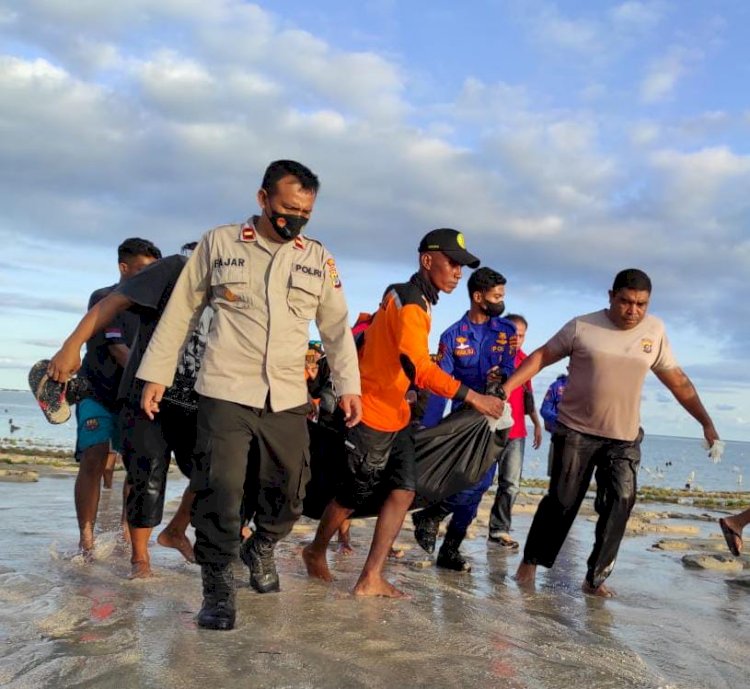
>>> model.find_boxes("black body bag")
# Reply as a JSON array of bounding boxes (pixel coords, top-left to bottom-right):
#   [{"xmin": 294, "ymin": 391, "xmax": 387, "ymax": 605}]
[{"xmin": 302, "ymin": 408, "xmax": 501, "ymax": 519}]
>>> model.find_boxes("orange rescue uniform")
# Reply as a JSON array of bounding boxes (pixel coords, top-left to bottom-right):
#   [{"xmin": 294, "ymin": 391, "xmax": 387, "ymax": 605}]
[{"xmin": 358, "ymin": 275, "xmax": 469, "ymax": 432}]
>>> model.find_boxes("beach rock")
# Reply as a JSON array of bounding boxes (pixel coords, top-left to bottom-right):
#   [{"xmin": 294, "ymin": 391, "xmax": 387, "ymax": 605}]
[
  {"xmin": 681, "ymin": 553, "xmax": 744, "ymax": 572},
  {"xmin": 653, "ymin": 539, "xmax": 690, "ymax": 551},
  {"xmin": 653, "ymin": 538, "xmax": 728, "ymax": 552},
  {"xmin": 625, "ymin": 516, "xmax": 699, "ymax": 535},
  {"xmin": 666, "ymin": 512, "xmax": 716, "ymax": 522},
  {"xmin": 291, "ymin": 522, "xmax": 316, "ymax": 534},
  {"xmin": 0, "ymin": 468, "xmax": 39, "ymax": 482},
  {"xmin": 638, "ymin": 510, "xmax": 670, "ymax": 521},
  {"xmin": 726, "ymin": 576, "xmax": 750, "ymax": 590}
]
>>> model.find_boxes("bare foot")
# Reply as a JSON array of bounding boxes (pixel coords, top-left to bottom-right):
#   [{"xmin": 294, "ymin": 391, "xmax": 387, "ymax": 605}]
[
  {"xmin": 77, "ymin": 546, "xmax": 95, "ymax": 564},
  {"xmin": 353, "ymin": 574, "xmax": 409, "ymax": 598},
  {"xmin": 157, "ymin": 528, "xmax": 195, "ymax": 563},
  {"xmin": 103, "ymin": 468, "xmax": 114, "ymax": 490},
  {"xmin": 388, "ymin": 547, "xmax": 405, "ymax": 559},
  {"xmin": 129, "ymin": 559, "xmax": 153, "ymax": 579},
  {"xmin": 303, "ymin": 544, "xmax": 334, "ymax": 582},
  {"xmin": 337, "ymin": 542, "xmax": 355, "ymax": 555},
  {"xmin": 513, "ymin": 562, "xmax": 537, "ymax": 586},
  {"xmin": 719, "ymin": 517, "xmax": 743, "ymax": 556},
  {"xmin": 582, "ymin": 581, "xmax": 616, "ymax": 598}
]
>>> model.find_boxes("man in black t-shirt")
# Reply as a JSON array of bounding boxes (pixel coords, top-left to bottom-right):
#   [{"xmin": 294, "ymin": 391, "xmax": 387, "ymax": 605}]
[
  {"xmin": 116, "ymin": 250, "xmax": 212, "ymax": 577},
  {"xmin": 49, "ymin": 243, "xmax": 206, "ymax": 577},
  {"xmin": 68, "ymin": 238, "xmax": 161, "ymax": 556}
]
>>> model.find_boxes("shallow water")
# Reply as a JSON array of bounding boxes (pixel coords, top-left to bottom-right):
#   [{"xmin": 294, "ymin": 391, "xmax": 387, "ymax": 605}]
[
  {"xmin": 1, "ymin": 475, "xmax": 748, "ymax": 688},
  {"xmin": 3, "ymin": 388, "xmax": 749, "ymax": 493}
]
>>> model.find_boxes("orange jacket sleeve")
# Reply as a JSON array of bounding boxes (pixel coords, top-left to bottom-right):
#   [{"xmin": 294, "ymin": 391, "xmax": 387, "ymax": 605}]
[{"xmin": 396, "ymin": 303, "xmax": 468, "ymax": 401}]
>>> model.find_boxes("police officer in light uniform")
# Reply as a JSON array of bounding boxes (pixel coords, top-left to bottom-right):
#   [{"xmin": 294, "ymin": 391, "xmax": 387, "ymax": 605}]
[{"xmin": 136, "ymin": 160, "xmax": 362, "ymax": 630}]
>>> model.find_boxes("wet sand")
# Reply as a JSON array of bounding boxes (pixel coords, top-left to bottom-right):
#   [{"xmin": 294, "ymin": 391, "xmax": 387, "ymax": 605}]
[{"xmin": 1, "ymin": 468, "xmax": 748, "ymax": 689}]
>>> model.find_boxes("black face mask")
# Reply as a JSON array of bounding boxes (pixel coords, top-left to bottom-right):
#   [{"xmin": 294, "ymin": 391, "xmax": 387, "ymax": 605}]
[
  {"xmin": 481, "ymin": 300, "xmax": 505, "ymax": 318},
  {"xmin": 267, "ymin": 210, "xmax": 308, "ymax": 241}
]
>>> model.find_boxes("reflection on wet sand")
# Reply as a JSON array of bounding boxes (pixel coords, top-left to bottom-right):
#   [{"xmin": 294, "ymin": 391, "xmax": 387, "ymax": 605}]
[{"xmin": 1, "ymin": 475, "xmax": 748, "ymax": 689}]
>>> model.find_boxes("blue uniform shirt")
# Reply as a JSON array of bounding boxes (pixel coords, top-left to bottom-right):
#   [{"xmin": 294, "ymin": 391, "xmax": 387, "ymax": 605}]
[
  {"xmin": 421, "ymin": 312, "xmax": 517, "ymax": 428},
  {"xmin": 540, "ymin": 374, "xmax": 568, "ymax": 433}
]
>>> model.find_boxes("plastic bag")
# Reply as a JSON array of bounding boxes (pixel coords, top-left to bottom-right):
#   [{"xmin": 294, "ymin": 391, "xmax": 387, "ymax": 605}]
[
  {"xmin": 487, "ymin": 401, "xmax": 513, "ymax": 433},
  {"xmin": 302, "ymin": 408, "xmax": 502, "ymax": 519},
  {"xmin": 702, "ymin": 439, "xmax": 725, "ymax": 464},
  {"xmin": 303, "ymin": 418, "xmax": 350, "ymax": 519},
  {"xmin": 413, "ymin": 407, "xmax": 502, "ymax": 506}
]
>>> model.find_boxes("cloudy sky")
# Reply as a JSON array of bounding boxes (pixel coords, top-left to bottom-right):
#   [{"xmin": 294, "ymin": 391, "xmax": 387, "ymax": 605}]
[{"xmin": 0, "ymin": 0, "xmax": 748, "ymax": 440}]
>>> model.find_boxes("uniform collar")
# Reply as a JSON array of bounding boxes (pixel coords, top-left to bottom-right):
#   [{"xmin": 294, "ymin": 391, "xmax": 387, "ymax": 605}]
[
  {"xmin": 409, "ymin": 272, "xmax": 439, "ymax": 306},
  {"xmin": 488, "ymin": 316, "xmax": 511, "ymax": 332},
  {"xmin": 458, "ymin": 312, "xmax": 487, "ymax": 340}
]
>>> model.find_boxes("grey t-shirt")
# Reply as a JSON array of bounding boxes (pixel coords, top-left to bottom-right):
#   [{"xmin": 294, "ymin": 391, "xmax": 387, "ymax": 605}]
[{"xmin": 546, "ymin": 309, "xmax": 678, "ymax": 441}]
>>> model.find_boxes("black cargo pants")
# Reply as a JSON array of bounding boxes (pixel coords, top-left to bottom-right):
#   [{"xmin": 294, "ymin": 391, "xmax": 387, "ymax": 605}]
[
  {"xmin": 523, "ymin": 423, "xmax": 643, "ymax": 588},
  {"xmin": 190, "ymin": 395, "xmax": 310, "ymax": 566}
]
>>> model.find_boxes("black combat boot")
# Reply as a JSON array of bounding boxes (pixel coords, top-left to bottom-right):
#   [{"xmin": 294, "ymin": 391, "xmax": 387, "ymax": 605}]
[
  {"xmin": 240, "ymin": 534, "xmax": 280, "ymax": 593},
  {"xmin": 197, "ymin": 563, "xmax": 236, "ymax": 630},
  {"xmin": 436, "ymin": 533, "xmax": 471, "ymax": 572},
  {"xmin": 412, "ymin": 506, "xmax": 449, "ymax": 554}
]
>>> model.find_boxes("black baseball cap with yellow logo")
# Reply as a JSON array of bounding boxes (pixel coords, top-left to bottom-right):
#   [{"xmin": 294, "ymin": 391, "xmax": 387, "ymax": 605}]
[{"xmin": 418, "ymin": 228, "xmax": 480, "ymax": 269}]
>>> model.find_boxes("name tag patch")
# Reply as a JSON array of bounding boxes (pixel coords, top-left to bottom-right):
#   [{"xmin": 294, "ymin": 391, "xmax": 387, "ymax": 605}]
[
  {"xmin": 294, "ymin": 263, "xmax": 323, "ymax": 278},
  {"xmin": 213, "ymin": 258, "xmax": 245, "ymax": 267}
]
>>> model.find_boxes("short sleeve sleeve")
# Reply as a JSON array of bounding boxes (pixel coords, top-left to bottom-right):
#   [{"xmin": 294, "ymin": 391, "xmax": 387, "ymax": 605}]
[
  {"xmin": 117, "ymin": 257, "xmax": 185, "ymax": 310},
  {"xmin": 651, "ymin": 330, "xmax": 679, "ymax": 372},
  {"xmin": 545, "ymin": 318, "xmax": 577, "ymax": 359}
]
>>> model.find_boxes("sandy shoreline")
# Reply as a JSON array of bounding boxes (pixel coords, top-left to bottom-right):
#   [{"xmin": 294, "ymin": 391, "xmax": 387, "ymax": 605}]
[{"xmin": 2, "ymin": 462, "xmax": 749, "ymax": 687}]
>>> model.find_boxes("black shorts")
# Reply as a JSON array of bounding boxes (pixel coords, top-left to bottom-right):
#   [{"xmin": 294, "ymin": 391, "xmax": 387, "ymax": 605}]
[
  {"xmin": 119, "ymin": 401, "xmax": 197, "ymax": 528},
  {"xmin": 335, "ymin": 422, "xmax": 416, "ymax": 510},
  {"xmin": 120, "ymin": 401, "xmax": 195, "ymax": 479}
]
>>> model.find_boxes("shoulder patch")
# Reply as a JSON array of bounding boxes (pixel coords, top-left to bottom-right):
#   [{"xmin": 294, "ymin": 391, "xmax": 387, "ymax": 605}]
[
  {"xmin": 239, "ymin": 223, "xmax": 256, "ymax": 242},
  {"xmin": 326, "ymin": 258, "xmax": 341, "ymax": 288}
]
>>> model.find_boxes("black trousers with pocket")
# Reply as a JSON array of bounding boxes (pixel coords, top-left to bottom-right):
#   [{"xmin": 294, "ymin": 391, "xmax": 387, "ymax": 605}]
[
  {"xmin": 523, "ymin": 423, "xmax": 643, "ymax": 588},
  {"xmin": 190, "ymin": 395, "xmax": 310, "ymax": 566}
]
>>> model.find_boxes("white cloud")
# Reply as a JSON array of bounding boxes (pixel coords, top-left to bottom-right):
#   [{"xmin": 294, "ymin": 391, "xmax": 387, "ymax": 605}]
[
  {"xmin": 630, "ymin": 121, "xmax": 661, "ymax": 146},
  {"xmin": 0, "ymin": 357, "xmax": 33, "ymax": 370},
  {"xmin": 532, "ymin": 7, "xmax": 603, "ymax": 55},
  {"xmin": 610, "ymin": 2, "xmax": 664, "ymax": 31},
  {"xmin": 0, "ymin": 0, "xmax": 748, "ymax": 437},
  {"xmin": 580, "ymin": 83, "xmax": 607, "ymax": 101},
  {"xmin": 652, "ymin": 146, "xmax": 750, "ymax": 178},
  {"xmin": 505, "ymin": 215, "xmax": 564, "ymax": 238},
  {"xmin": 640, "ymin": 47, "xmax": 700, "ymax": 103},
  {"xmin": 650, "ymin": 146, "xmax": 750, "ymax": 219}
]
